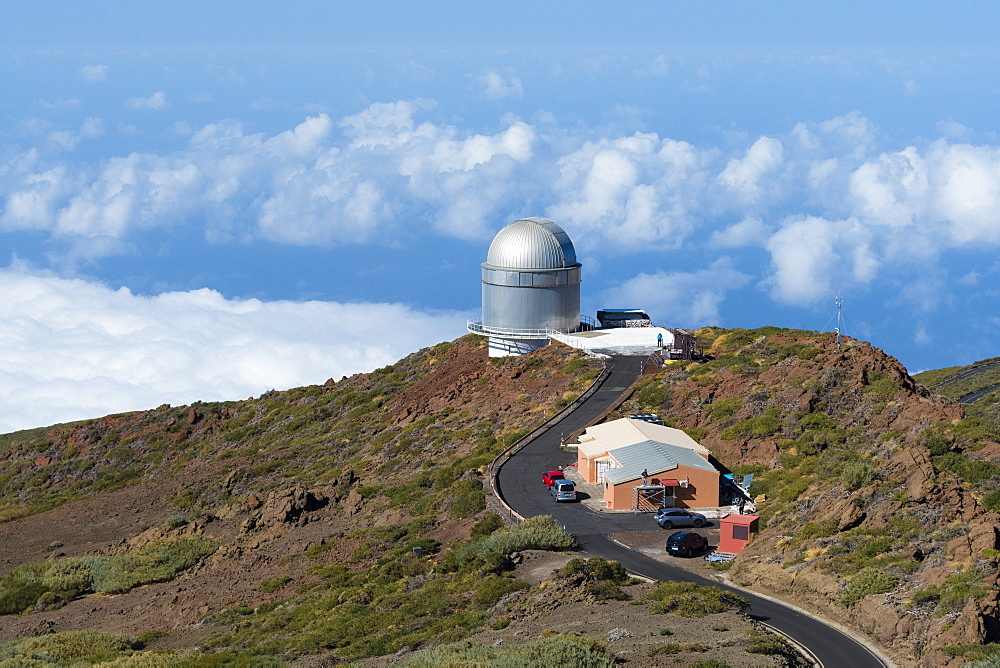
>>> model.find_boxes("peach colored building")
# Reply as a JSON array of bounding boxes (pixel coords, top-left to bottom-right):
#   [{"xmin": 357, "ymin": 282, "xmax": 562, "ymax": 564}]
[
  {"xmin": 719, "ymin": 514, "xmax": 759, "ymax": 554},
  {"xmin": 575, "ymin": 418, "xmax": 720, "ymax": 510}
]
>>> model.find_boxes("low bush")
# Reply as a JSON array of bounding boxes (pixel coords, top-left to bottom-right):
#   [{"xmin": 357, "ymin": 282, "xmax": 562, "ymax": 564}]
[
  {"xmin": 841, "ymin": 460, "xmax": 878, "ymax": 490},
  {"xmin": 472, "ymin": 575, "xmax": 528, "ymax": 607},
  {"xmin": 0, "ymin": 630, "xmax": 141, "ymax": 664},
  {"xmin": 839, "ymin": 567, "xmax": 898, "ymax": 605},
  {"xmin": 707, "ymin": 397, "xmax": 743, "ymax": 421},
  {"xmin": 0, "ymin": 535, "xmax": 217, "ymax": 614},
  {"xmin": 400, "ymin": 635, "xmax": 615, "ymax": 667},
  {"xmin": 908, "ymin": 569, "xmax": 989, "ymax": 615},
  {"xmin": 470, "ymin": 513, "xmax": 504, "ymax": 538},
  {"xmin": 721, "ymin": 407, "xmax": 784, "ymax": 440},
  {"xmin": 646, "ymin": 581, "xmax": 749, "ymax": 617},
  {"xmin": 458, "ymin": 515, "xmax": 576, "ymax": 563},
  {"xmin": 746, "ymin": 638, "xmax": 793, "ymax": 656},
  {"xmin": 982, "ymin": 490, "xmax": 1000, "ymax": 512}
]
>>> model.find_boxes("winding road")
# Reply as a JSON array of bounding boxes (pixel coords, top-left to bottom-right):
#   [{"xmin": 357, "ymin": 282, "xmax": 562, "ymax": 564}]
[{"xmin": 495, "ymin": 355, "xmax": 886, "ymax": 667}]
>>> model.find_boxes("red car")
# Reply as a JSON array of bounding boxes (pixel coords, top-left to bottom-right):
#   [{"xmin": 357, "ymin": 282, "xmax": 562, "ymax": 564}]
[{"xmin": 542, "ymin": 470, "xmax": 566, "ymax": 488}]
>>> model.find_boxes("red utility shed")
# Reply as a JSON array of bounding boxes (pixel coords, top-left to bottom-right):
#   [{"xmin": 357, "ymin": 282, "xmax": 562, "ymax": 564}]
[{"xmin": 718, "ymin": 514, "xmax": 759, "ymax": 554}]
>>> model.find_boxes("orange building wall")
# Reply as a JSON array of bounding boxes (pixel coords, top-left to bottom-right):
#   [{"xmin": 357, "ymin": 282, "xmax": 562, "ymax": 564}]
[
  {"xmin": 577, "ymin": 449, "xmax": 599, "ymax": 484},
  {"xmin": 718, "ymin": 515, "xmax": 759, "ymax": 554},
  {"xmin": 604, "ymin": 465, "xmax": 720, "ymax": 510}
]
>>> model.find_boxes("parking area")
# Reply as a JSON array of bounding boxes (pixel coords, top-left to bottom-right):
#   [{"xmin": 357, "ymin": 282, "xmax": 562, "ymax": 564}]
[
  {"xmin": 553, "ymin": 463, "xmax": 732, "ymax": 573},
  {"xmin": 608, "ymin": 527, "xmax": 722, "ymax": 575}
]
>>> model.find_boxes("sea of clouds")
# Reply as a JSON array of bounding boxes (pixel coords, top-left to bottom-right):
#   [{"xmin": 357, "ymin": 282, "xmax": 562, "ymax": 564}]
[{"xmin": 2, "ymin": 88, "xmax": 999, "ymax": 432}]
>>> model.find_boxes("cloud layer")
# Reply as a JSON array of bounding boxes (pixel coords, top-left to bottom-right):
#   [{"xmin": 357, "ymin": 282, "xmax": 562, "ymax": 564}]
[
  {"xmin": 5, "ymin": 104, "xmax": 999, "ymax": 306},
  {"xmin": 3, "ymin": 101, "xmax": 1000, "ymax": 430},
  {"xmin": 0, "ymin": 265, "xmax": 465, "ymax": 433}
]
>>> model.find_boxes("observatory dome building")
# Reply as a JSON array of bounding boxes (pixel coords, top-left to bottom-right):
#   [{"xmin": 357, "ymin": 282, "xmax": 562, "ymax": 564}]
[{"xmin": 468, "ymin": 217, "xmax": 587, "ymax": 357}]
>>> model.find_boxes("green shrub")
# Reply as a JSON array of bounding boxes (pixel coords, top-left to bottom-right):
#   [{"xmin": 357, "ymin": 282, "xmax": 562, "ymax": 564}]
[
  {"xmin": 0, "ymin": 630, "xmax": 141, "ymax": 664},
  {"xmin": 864, "ymin": 377, "xmax": 899, "ymax": 400},
  {"xmin": 932, "ymin": 452, "xmax": 1000, "ymax": 484},
  {"xmin": 448, "ymin": 478, "xmax": 486, "ymax": 519},
  {"xmin": 636, "ymin": 384, "xmax": 667, "ymax": 410},
  {"xmin": 458, "ymin": 515, "xmax": 576, "ymax": 563},
  {"xmin": 648, "ymin": 642, "xmax": 681, "ymax": 655},
  {"xmin": 648, "ymin": 641, "xmax": 706, "ymax": 655},
  {"xmin": 839, "ymin": 567, "xmax": 898, "ymax": 605},
  {"xmin": 746, "ymin": 638, "xmax": 793, "ymax": 656},
  {"xmin": 0, "ymin": 535, "xmax": 217, "ymax": 614},
  {"xmin": 260, "ymin": 576, "xmax": 292, "ymax": 593},
  {"xmin": 92, "ymin": 535, "xmax": 218, "ymax": 594},
  {"xmin": 472, "ymin": 575, "xmax": 529, "ymax": 607},
  {"xmin": 647, "ymin": 581, "xmax": 749, "ymax": 617},
  {"xmin": 556, "ymin": 557, "xmax": 629, "ymax": 584},
  {"xmin": 982, "ymin": 490, "xmax": 1000, "ymax": 512},
  {"xmin": 470, "ymin": 513, "xmax": 504, "ymax": 538},
  {"xmin": 721, "ymin": 408, "xmax": 784, "ymax": 440},
  {"xmin": 707, "ymin": 397, "xmax": 743, "ymax": 421},
  {"xmin": 400, "ymin": 635, "xmax": 615, "ymax": 667},
  {"xmin": 841, "ymin": 460, "xmax": 878, "ymax": 490},
  {"xmin": 908, "ymin": 569, "xmax": 989, "ymax": 615},
  {"xmin": 683, "ymin": 427, "xmax": 709, "ymax": 442}
]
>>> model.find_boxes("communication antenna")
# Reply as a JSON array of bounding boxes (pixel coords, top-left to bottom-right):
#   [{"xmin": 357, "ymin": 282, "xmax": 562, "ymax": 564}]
[{"xmin": 835, "ymin": 296, "xmax": 843, "ymax": 350}]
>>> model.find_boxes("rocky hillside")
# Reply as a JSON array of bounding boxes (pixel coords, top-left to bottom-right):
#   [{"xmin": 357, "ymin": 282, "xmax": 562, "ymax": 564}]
[
  {"xmin": 622, "ymin": 327, "xmax": 1000, "ymax": 667},
  {"xmin": 0, "ymin": 337, "xmax": 610, "ymax": 661}
]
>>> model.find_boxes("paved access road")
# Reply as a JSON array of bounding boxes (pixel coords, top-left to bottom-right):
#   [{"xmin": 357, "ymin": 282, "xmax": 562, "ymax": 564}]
[{"xmin": 496, "ymin": 354, "xmax": 886, "ymax": 668}]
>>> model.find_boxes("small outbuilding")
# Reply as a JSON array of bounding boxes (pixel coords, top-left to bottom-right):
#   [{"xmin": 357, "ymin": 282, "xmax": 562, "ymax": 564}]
[{"xmin": 718, "ymin": 514, "xmax": 759, "ymax": 555}]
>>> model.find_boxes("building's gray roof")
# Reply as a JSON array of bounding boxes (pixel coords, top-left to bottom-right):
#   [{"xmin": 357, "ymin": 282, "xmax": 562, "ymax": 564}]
[
  {"xmin": 486, "ymin": 217, "xmax": 578, "ymax": 270},
  {"xmin": 603, "ymin": 439, "xmax": 718, "ymax": 486}
]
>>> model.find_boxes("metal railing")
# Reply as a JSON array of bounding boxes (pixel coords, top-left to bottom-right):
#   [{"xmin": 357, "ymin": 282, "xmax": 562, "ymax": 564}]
[{"xmin": 468, "ymin": 314, "xmax": 597, "ymax": 340}]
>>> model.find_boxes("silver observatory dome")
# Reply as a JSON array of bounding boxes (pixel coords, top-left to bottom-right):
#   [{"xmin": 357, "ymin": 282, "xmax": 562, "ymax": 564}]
[
  {"xmin": 486, "ymin": 218, "xmax": 578, "ymax": 269},
  {"xmin": 470, "ymin": 217, "xmax": 583, "ymax": 357}
]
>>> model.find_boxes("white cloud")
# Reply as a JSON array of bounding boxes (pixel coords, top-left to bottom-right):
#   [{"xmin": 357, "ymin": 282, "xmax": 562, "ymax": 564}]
[
  {"xmin": 602, "ymin": 258, "xmax": 751, "ymax": 326},
  {"xmin": 479, "ymin": 71, "xmax": 524, "ymax": 100},
  {"xmin": 548, "ymin": 133, "xmax": 714, "ymax": 250},
  {"xmin": 40, "ymin": 98, "xmax": 81, "ymax": 111},
  {"xmin": 5, "ymin": 104, "xmax": 1000, "ymax": 296},
  {"xmin": 709, "ymin": 216, "xmax": 770, "ymax": 248},
  {"xmin": 80, "ymin": 65, "xmax": 108, "ymax": 82},
  {"xmin": 0, "ymin": 264, "xmax": 466, "ymax": 433},
  {"xmin": 717, "ymin": 136, "xmax": 784, "ymax": 201},
  {"xmin": 849, "ymin": 146, "xmax": 928, "ymax": 227},
  {"xmin": 764, "ymin": 216, "xmax": 877, "ymax": 306},
  {"xmin": 126, "ymin": 91, "xmax": 168, "ymax": 110}
]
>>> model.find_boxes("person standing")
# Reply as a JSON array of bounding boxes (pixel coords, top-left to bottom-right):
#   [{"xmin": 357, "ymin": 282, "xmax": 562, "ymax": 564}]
[{"xmin": 641, "ymin": 468, "xmax": 648, "ymax": 485}]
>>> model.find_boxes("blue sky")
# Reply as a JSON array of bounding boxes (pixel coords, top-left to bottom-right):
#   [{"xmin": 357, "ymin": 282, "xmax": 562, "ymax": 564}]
[{"xmin": 1, "ymin": 1, "xmax": 998, "ymax": 432}]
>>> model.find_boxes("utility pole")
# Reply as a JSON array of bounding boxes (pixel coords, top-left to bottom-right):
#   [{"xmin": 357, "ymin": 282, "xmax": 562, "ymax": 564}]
[{"xmin": 835, "ymin": 296, "xmax": 843, "ymax": 350}]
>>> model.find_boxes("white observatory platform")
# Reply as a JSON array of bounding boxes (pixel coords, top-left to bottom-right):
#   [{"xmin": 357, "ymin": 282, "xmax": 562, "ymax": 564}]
[{"xmin": 468, "ymin": 217, "xmax": 589, "ymax": 357}]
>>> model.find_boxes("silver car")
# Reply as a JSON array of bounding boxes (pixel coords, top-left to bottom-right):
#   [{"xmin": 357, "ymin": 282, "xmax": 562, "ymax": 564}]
[
  {"xmin": 550, "ymin": 479, "xmax": 577, "ymax": 502},
  {"xmin": 654, "ymin": 508, "xmax": 707, "ymax": 529}
]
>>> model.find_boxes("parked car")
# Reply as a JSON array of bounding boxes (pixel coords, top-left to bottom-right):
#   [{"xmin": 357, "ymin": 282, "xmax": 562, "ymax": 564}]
[
  {"xmin": 542, "ymin": 470, "xmax": 566, "ymax": 488},
  {"xmin": 654, "ymin": 508, "xmax": 707, "ymax": 529},
  {"xmin": 665, "ymin": 531, "xmax": 708, "ymax": 557},
  {"xmin": 550, "ymin": 479, "xmax": 576, "ymax": 502}
]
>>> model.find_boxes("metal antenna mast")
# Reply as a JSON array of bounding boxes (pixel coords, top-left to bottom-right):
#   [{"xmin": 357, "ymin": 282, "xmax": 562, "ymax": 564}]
[{"xmin": 835, "ymin": 296, "xmax": 843, "ymax": 350}]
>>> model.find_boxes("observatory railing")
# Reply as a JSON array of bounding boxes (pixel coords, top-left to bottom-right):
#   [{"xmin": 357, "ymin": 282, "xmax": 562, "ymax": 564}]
[{"xmin": 468, "ymin": 314, "xmax": 597, "ymax": 340}]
